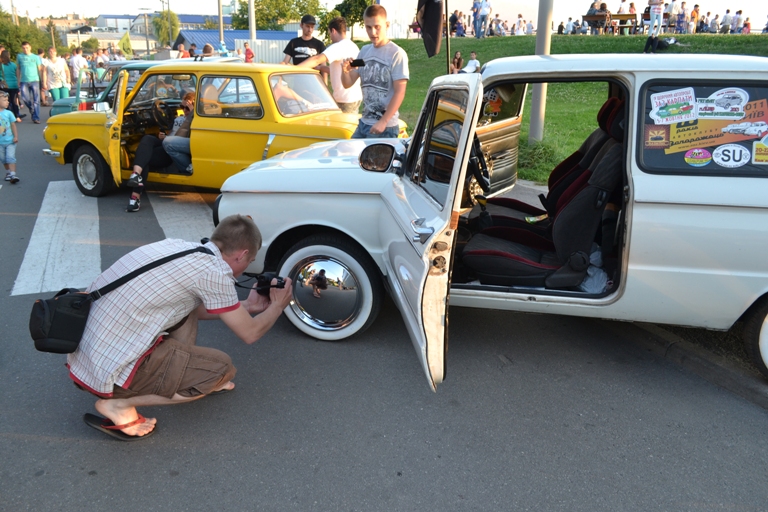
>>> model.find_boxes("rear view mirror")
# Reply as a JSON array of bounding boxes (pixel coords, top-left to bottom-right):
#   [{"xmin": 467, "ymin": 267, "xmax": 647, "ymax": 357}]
[
  {"xmin": 359, "ymin": 143, "xmax": 395, "ymax": 172},
  {"xmin": 172, "ymin": 74, "xmax": 192, "ymax": 81}
]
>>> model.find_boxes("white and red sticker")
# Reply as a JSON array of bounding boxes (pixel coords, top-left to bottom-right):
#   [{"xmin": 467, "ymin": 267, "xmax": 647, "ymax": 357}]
[
  {"xmin": 696, "ymin": 88, "xmax": 748, "ymax": 121},
  {"xmin": 753, "ymin": 135, "xmax": 768, "ymax": 165},
  {"xmin": 650, "ymin": 87, "xmax": 697, "ymax": 125}
]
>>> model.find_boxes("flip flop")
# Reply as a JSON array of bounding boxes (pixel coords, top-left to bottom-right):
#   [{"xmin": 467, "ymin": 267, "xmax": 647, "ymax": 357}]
[
  {"xmin": 83, "ymin": 413, "xmax": 157, "ymax": 442},
  {"xmin": 209, "ymin": 386, "xmax": 234, "ymax": 396}
]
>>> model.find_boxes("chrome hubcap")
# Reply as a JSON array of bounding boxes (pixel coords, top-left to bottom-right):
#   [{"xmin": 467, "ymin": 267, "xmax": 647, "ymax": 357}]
[
  {"xmin": 76, "ymin": 154, "xmax": 98, "ymax": 189},
  {"xmin": 759, "ymin": 314, "xmax": 768, "ymax": 370},
  {"xmin": 287, "ymin": 256, "xmax": 361, "ymax": 331}
]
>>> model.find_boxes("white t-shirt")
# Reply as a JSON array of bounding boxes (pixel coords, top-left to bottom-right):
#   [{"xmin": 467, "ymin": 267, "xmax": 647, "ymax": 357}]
[
  {"xmin": 462, "ymin": 59, "xmax": 481, "ymax": 73},
  {"xmin": 617, "ymin": 1, "xmax": 628, "ymax": 14},
  {"xmin": 479, "ymin": 0, "xmax": 491, "ymax": 16},
  {"xmin": 45, "ymin": 58, "xmax": 69, "ymax": 89},
  {"xmin": 70, "ymin": 54, "xmax": 88, "ymax": 80},
  {"xmin": 322, "ymin": 37, "xmax": 363, "ymax": 104}
]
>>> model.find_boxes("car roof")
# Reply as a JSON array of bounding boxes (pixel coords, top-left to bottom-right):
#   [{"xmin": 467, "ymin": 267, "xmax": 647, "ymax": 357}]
[
  {"xmin": 482, "ymin": 54, "xmax": 768, "ymax": 80},
  {"xmin": 138, "ymin": 61, "xmax": 319, "ymax": 74}
]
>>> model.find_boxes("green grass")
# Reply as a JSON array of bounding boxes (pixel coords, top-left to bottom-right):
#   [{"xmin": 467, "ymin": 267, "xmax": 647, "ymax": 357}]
[{"xmin": 389, "ymin": 34, "xmax": 768, "ymax": 182}]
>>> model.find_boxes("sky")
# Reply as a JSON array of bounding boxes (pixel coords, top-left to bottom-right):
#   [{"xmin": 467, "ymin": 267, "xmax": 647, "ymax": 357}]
[{"xmin": 10, "ymin": 0, "xmax": 768, "ymax": 31}]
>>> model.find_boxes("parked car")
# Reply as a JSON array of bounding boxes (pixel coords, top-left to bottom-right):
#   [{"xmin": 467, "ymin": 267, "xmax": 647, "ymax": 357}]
[
  {"xmin": 215, "ymin": 54, "xmax": 768, "ymax": 389},
  {"xmin": 49, "ymin": 57, "xmax": 241, "ymax": 117},
  {"xmin": 42, "ymin": 61, "xmax": 366, "ymax": 196}
]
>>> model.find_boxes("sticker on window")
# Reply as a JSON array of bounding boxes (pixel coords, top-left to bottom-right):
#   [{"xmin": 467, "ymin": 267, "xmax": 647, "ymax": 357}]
[
  {"xmin": 712, "ymin": 144, "xmax": 751, "ymax": 168},
  {"xmin": 684, "ymin": 148, "xmax": 712, "ymax": 167},
  {"xmin": 644, "ymin": 125, "xmax": 670, "ymax": 149},
  {"xmin": 650, "ymin": 87, "xmax": 697, "ymax": 125},
  {"xmin": 753, "ymin": 136, "xmax": 768, "ymax": 165},
  {"xmin": 696, "ymin": 88, "xmax": 749, "ymax": 120}
]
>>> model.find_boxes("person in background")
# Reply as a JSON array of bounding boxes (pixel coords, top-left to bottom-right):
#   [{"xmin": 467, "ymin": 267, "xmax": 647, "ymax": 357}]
[
  {"xmin": 283, "ymin": 15, "xmax": 325, "ymax": 66},
  {"xmin": 0, "ymin": 91, "xmax": 19, "ymax": 184},
  {"xmin": 449, "ymin": 50, "xmax": 464, "ymax": 73},
  {"xmin": 732, "ymin": 10, "xmax": 743, "ymax": 33},
  {"xmin": 341, "ymin": 4, "xmax": 409, "ymax": 139},
  {"xmin": 477, "ymin": 0, "xmax": 492, "ymax": 38},
  {"xmin": 297, "ymin": 16, "xmax": 362, "ymax": 114},
  {"xmin": 243, "ymin": 42, "xmax": 254, "ymax": 63},
  {"xmin": 471, "ymin": 0, "xmax": 481, "ymax": 37},
  {"xmin": 720, "ymin": 9, "xmax": 732, "ymax": 33},
  {"xmin": 456, "ymin": 13, "xmax": 467, "ymax": 36},
  {"xmin": 644, "ymin": 0, "xmax": 665, "ymax": 52},
  {"xmin": 742, "ymin": 17, "xmax": 751, "ymax": 34},
  {"xmin": 69, "ymin": 47, "xmax": 88, "ymax": 84},
  {"xmin": 0, "ymin": 50, "xmax": 21, "ymax": 122},
  {"xmin": 43, "ymin": 47, "xmax": 71, "ymax": 103},
  {"xmin": 558, "ymin": 21, "xmax": 565, "ymax": 34},
  {"xmin": 565, "ymin": 17, "xmax": 574, "ymax": 34},
  {"xmin": 709, "ymin": 13, "xmax": 720, "ymax": 32},
  {"xmin": 202, "ymin": 44, "xmax": 215, "ymax": 56},
  {"xmin": 16, "ymin": 42, "xmax": 43, "ymax": 124},
  {"xmin": 459, "ymin": 51, "xmax": 481, "ymax": 73}
]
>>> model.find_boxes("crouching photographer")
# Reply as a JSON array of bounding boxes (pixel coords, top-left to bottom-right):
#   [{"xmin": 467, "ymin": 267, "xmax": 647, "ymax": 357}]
[{"xmin": 67, "ymin": 214, "xmax": 292, "ymax": 441}]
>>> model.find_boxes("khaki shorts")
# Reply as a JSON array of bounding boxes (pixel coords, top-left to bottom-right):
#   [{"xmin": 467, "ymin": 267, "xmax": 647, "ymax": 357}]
[{"xmin": 111, "ymin": 335, "xmax": 237, "ymax": 399}]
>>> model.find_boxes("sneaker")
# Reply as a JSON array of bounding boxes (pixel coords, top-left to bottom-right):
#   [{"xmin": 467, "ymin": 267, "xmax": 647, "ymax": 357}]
[
  {"xmin": 9, "ymin": 174, "xmax": 19, "ymax": 184},
  {"xmin": 185, "ymin": 164, "xmax": 193, "ymax": 173},
  {"xmin": 126, "ymin": 173, "xmax": 143, "ymax": 188},
  {"xmin": 126, "ymin": 198, "xmax": 140, "ymax": 212},
  {"xmin": 4, "ymin": 172, "xmax": 11, "ymax": 181}
]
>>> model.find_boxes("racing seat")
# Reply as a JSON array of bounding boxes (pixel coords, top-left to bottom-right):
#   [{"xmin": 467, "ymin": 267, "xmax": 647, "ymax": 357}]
[
  {"xmin": 469, "ymin": 97, "xmax": 622, "ymax": 234},
  {"xmin": 461, "ymin": 108, "xmax": 625, "ymax": 289}
]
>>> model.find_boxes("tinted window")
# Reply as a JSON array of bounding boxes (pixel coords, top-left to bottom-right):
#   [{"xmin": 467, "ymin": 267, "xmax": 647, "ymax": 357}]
[
  {"xmin": 269, "ymin": 73, "xmax": 338, "ymax": 117},
  {"xmin": 638, "ymin": 81, "xmax": 768, "ymax": 176}
]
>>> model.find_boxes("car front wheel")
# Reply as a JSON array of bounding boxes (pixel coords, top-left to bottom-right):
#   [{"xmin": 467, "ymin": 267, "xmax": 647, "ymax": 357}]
[
  {"xmin": 744, "ymin": 296, "xmax": 768, "ymax": 378},
  {"xmin": 278, "ymin": 235, "xmax": 384, "ymax": 341},
  {"xmin": 72, "ymin": 145, "xmax": 115, "ymax": 197}
]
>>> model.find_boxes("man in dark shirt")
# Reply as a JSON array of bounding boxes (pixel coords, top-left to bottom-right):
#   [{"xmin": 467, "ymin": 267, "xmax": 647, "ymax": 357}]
[{"xmin": 282, "ymin": 14, "xmax": 326, "ymax": 67}]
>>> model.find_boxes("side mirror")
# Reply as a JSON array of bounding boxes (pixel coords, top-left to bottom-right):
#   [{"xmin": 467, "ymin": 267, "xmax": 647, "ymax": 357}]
[
  {"xmin": 93, "ymin": 102, "xmax": 110, "ymax": 112},
  {"xmin": 359, "ymin": 143, "xmax": 395, "ymax": 173}
]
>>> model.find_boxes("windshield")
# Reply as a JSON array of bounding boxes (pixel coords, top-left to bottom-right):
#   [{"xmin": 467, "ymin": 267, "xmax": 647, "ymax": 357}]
[{"xmin": 269, "ymin": 73, "xmax": 338, "ymax": 117}]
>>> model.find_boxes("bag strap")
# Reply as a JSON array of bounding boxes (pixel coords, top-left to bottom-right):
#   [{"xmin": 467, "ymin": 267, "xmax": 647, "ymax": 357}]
[{"xmin": 88, "ymin": 246, "xmax": 214, "ymax": 301}]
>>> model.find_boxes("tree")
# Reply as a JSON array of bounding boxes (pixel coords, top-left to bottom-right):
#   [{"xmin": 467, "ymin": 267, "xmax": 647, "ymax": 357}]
[
  {"xmin": 203, "ymin": 17, "xmax": 218, "ymax": 29},
  {"xmin": 151, "ymin": 10, "xmax": 179, "ymax": 46},
  {"xmin": 232, "ymin": 0, "xmax": 321, "ymax": 31},
  {"xmin": 81, "ymin": 37, "xmax": 100, "ymax": 52},
  {"xmin": 334, "ymin": 0, "xmax": 370, "ymax": 36},
  {"xmin": 316, "ymin": 7, "xmax": 341, "ymax": 45},
  {"xmin": 0, "ymin": 14, "xmax": 58, "ymax": 58}
]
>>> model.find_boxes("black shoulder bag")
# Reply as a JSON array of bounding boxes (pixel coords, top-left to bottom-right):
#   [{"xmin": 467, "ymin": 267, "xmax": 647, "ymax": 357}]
[{"xmin": 30, "ymin": 246, "xmax": 213, "ymax": 354}]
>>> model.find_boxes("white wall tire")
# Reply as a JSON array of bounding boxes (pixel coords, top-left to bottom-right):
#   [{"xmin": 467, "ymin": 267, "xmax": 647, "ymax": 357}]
[
  {"xmin": 278, "ymin": 235, "xmax": 384, "ymax": 341},
  {"xmin": 744, "ymin": 297, "xmax": 768, "ymax": 379}
]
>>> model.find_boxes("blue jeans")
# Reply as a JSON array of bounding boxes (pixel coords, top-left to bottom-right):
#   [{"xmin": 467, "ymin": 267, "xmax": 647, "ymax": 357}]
[
  {"xmin": 162, "ymin": 135, "xmax": 191, "ymax": 171},
  {"xmin": 20, "ymin": 82, "xmax": 40, "ymax": 122},
  {"xmin": 473, "ymin": 16, "xmax": 481, "ymax": 37},
  {"xmin": 477, "ymin": 14, "xmax": 488, "ymax": 37},
  {"xmin": 0, "ymin": 143, "xmax": 17, "ymax": 164},
  {"xmin": 351, "ymin": 121, "xmax": 399, "ymax": 139},
  {"xmin": 650, "ymin": 12, "xmax": 663, "ymax": 37}
]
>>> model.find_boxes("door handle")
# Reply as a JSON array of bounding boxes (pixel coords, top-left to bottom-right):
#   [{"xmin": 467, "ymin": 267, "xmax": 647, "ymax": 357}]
[{"xmin": 411, "ymin": 218, "xmax": 434, "ymax": 244}]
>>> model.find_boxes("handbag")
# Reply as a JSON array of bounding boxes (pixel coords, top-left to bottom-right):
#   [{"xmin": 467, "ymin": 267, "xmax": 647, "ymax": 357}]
[{"xmin": 30, "ymin": 246, "xmax": 213, "ymax": 354}]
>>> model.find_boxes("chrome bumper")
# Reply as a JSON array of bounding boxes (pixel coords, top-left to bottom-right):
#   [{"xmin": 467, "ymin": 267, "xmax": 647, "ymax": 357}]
[{"xmin": 42, "ymin": 149, "xmax": 61, "ymax": 157}]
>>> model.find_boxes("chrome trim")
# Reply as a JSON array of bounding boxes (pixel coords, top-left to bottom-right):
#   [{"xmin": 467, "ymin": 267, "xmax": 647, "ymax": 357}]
[
  {"xmin": 192, "ymin": 127, "xmax": 340, "ymax": 140},
  {"xmin": 262, "ymin": 133, "xmax": 276, "ymax": 160},
  {"xmin": 223, "ymin": 190, "xmax": 380, "ymax": 195},
  {"xmin": 42, "ymin": 149, "xmax": 61, "ymax": 157},
  {"xmin": 634, "ymin": 200, "xmax": 768, "ymax": 210}
]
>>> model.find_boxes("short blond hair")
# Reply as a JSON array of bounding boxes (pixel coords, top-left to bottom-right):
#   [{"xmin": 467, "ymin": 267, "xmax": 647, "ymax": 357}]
[
  {"xmin": 364, "ymin": 4, "xmax": 387, "ymax": 19},
  {"xmin": 211, "ymin": 214, "xmax": 262, "ymax": 255}
]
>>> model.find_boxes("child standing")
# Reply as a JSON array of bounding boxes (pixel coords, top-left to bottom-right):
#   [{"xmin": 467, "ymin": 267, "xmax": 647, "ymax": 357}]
[{"xmin": 0, "ymin": 91, "xmax": 19, "ymax": 183}]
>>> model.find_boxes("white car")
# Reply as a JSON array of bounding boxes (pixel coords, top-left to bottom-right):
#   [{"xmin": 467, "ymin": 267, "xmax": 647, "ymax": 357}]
[
  {"xmin": 744, "ymin": 121, "xmax": 768, "ymax": 137},
  {"xmin": 216, "ymin": 54, "xmax": 768, "ymax": 389}
]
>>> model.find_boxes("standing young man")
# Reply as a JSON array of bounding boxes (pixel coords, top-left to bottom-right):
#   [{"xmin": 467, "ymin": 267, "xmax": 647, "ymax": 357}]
[
  {"xmin": 341, "ymin": 5, "xmax": 409, "ymax": 139},
  {"xmin": 282, "ymin": 15, "xmax": 326, "ymax": 66},
  {"xmin": 243, "ymin": 42, "xmax": 254, "ymax": 63},
  {"xmin": 297, "ymin": 16, "xmax": 362, "ymax": 114},
  {"xmin": 16, "ymin": 42, "xmax": 43, "ymax": 124}
]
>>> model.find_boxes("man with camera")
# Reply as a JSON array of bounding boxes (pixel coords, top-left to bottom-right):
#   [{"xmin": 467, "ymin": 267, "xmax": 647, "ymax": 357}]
[{"xmin": 67, "ymin": 215, "xmax": 293, "ymax": 441}]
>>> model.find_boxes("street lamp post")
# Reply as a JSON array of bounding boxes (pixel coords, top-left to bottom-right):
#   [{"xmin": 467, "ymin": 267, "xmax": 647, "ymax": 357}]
[{"xmin": 139, "ymin": 8, "xmax": 151, "ymax": 56}]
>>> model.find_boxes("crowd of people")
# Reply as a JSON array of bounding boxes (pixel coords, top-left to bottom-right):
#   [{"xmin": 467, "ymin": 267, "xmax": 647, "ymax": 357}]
[{"xmin": 575, "ymin": 1, "xmax": 764, "ymax": 36}]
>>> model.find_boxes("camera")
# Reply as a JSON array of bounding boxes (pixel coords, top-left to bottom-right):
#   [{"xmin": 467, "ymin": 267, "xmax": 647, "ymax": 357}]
[{"xmin": 255, "ymin": 272, "xmax": 286, "ymax": 296}]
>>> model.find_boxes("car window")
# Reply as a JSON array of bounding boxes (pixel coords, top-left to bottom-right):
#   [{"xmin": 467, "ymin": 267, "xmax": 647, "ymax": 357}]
[
  {"xmin": 269, "ymin": 73, "xmax": 338, "ymax": 117},
  {"xmin": 131, "ymin": 73, "xmax": 197, "ymax": 106},
  {"xmin": 413, "ymin": 88, "xmax": 469, "ymax": 207},
  {"xmin": 197, "ymin": 76, "xmax": 263, "ymax": 119},
  {"xmin": 638, "ymin": 81, "xmax": 768, "ymax": 177},
  {"xmin": 477, "ymin": 83, "xmax": 524, "ymax": 127}
]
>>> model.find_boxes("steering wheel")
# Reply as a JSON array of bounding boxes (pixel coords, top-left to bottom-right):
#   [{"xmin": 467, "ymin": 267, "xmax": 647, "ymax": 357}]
[
  {"xmin": 470, "ymin": 135, "xmax": 491, "ymax": 189},
  {"xmin": 152, "ymin": 100, "xmax": 173, "ymax": 131}
]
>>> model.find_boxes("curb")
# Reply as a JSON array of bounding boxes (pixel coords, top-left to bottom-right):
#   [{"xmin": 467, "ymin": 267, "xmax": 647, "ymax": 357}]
[{"xmin": 627, "ymin": 322, "xmax": 768, "ymax": 410}]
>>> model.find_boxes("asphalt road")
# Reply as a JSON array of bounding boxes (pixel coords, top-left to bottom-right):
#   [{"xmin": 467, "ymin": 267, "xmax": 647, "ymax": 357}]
[{"xmin": 2, "ymin": 120, "xmax": 768, "ymax": 511}]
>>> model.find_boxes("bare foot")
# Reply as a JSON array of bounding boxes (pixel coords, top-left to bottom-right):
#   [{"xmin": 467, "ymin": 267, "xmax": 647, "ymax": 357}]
[
  {"xmin": 95, "ymin": 399, "xmax": 157, "ymax": 437},
  {"xmin": 212, "ymin": 381, "xmax": 235, "ymax": 393}
]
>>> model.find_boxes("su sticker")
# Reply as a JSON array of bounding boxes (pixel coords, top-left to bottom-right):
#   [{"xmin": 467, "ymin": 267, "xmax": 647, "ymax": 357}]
[{"xmin": 712, "ymin": 144, "xmax": 751, "ymax": 168}]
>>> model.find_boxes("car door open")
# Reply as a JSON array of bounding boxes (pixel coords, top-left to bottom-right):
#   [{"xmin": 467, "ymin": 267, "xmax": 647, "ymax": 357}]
[
  {"xmin": 379, "ymin": 75, "xmax": 484, "ymax": 390},
  {"xmin": 107, "ymin": 70, "xmax": 129, "ymax": 187}
]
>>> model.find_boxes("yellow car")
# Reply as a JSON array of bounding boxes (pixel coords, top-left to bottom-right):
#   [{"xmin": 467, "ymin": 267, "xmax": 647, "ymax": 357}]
[{"xmin": 43, "ymin": 61, "xmax": 370, "ymax": 196}]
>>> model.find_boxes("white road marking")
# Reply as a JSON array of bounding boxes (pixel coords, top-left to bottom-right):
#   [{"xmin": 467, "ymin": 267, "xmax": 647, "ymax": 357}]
[
  {"xmin": 12, "ymin": 181, "xmax": 101, "ymax": 296},
  {"xmin": 147, "ymin": 191, "xmax": 214, "ymax": 243}
]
